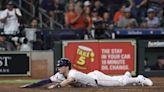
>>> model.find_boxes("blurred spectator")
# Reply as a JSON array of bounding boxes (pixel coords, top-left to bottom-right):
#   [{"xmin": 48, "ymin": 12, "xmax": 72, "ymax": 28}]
[
  {"xmin": 102, "ymin": 0, "xmax": 130, "ymax": 18},
  {"xmin": 151, "ymin": 55, "xmax": 164, "ymax": 70},
  {"xmin": 0, "ymin": 1, "xmax": 22, "ymax": 35},
  {"xmin": 144, "ymin": 57, "xmax": 151, "ymax": 72},
  {"xmin": 23, "ymin": 18, "xmax": 43, "ymax": 50},
  {"xmin": 64, "ymin": 3, "xmax": 75, "ymax": 28},
  {"xmin": 30, "ymin": 18, "xmax": 39, "ymax": 28},
  {"xmin": 84, "ymin": 6, "xmax": 92, "ymax": 29},
  {"xmin": 65, "ymin": 2, "xmax": 86, "ymax": 30},
  {"xmin": 73, "ymin": 1, "xmax": 88, "ymax": 39},
  {"xmin": 141, "ymin": 8, "xmax": 160, "ymax": 28},
  {"xmin": 24, "ymin": 19, "xmax": 37, "ymax": 43},
  {"xmin": 129, "ymin": 0, "xmax": 148, "ymax": 22},
  {"xmin": 101, "ymin": 11, "xmax": 114, "ymax": 38},
  {"xmin": 148, "ymin": 0, "xmax": 164, "ymax": 20},
  {"xmin": 93, "ymin": 11, "xmax": 114, "ymax": 39},
  {"xmin": 102, "ymin": 11, "xmax": 114, "ymax": 31},
  {"xmin": 65, "ymin": 0, "xmax": 75, "ymax": 16},
  {"xmin": 92, "ymin": 0, "xmax": 107, "ymax": 17},
  {"xmin": 91, "ymin": 8, "xmax": 102, "ymax": 39},
  {"xmin": 117, "ymin": 8, "xmax": 138, "ymax": 28},
  {"xmin": 91, "ymin": 8, "xmax": 102, "ymax": 24},
  {"xmin": 113, "ymin": 4, "xmax": 126, "ymax": 25},
  {"xmin": 0, "ymin": 33, "xmax": 16, "ymax": 51},
  {"xmin": 84, "ymin": 6, "xmax": 93, "ymax": 39}
]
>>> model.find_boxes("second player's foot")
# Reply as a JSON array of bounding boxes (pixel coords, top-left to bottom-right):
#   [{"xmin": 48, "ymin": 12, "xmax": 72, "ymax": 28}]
[{"xmin": 137, "ymin": 75, "xmax": 153, "ymax": 86}]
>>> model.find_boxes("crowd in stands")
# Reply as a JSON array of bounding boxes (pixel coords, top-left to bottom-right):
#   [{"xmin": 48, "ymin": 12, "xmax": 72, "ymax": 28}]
[
  {"xmin": 40, "ymin": 0, "xmax": 163, "ymax": 38},
  {"xmin": 0, "ymin": 0, "xmax": 164, "ymax": 51}
]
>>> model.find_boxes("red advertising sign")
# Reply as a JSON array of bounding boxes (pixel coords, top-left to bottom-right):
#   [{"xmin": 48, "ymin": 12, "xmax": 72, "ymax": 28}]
[{"xmin": 63, "ymin": 40, "xmax": 136, "ymax": 75}]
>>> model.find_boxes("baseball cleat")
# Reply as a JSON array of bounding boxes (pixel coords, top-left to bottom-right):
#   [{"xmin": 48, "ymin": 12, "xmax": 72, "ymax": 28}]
[
  {"xmin": 137, "ymin": 75, "xmax": 153, "ymax": 86},
  {"xmin": 124, "ymin": 71, "xmax": 132, "ymax": 78}
]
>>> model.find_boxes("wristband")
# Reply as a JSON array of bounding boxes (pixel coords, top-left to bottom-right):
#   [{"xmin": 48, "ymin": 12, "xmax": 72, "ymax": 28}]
[{"xmin": 54, "ymin": 83, "xmax": 61, "ymax": 89}]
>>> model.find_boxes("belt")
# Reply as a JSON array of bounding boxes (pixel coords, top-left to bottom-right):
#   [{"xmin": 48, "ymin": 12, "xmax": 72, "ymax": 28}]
[{"xmin": 95, "ymin": 79, "xmax": 98, "ymax": 85}]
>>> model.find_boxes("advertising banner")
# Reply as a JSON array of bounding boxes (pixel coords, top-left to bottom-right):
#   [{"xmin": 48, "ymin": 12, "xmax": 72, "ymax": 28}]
[
  {"xmin": 0, "ymin": 52, "xmax": 31, "ymax": 76},
  {"xmin": 63, "ymin": 40, "xmax": 136, "ymax": 75}
]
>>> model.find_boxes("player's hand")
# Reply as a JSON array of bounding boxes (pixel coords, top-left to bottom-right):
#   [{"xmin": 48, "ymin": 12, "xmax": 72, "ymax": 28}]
[
  {"xmin": 19, "ymin": 84, "xmax": 30, "ymax": 88},
  {"xmin": 48, "ymin": 83, "xmax": 62, "ymax": 89},
  {"xmin": 47, "ymin": 84, "xmax": 55, "ymax": 89}
]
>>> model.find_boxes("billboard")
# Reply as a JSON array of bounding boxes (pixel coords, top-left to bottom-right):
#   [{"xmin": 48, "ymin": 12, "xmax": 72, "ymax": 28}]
[
  {"xmin": 63, "ymin": 40, "xmax": 136, "ymax": 75},
  {"xmin": 0, "ymin": 52, "xmax": 31, "ymax": 76}
]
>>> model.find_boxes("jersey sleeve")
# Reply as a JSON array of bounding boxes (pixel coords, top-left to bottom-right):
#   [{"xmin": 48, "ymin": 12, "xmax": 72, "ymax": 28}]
[
  {"xmin": 68, "ymin": 69, "xmax": 77, "ymax": 78},
  {"xmin": 50, "ymin": 72, "xmax": 66, "ymax": 82},
  {"xmin": 15, "ymin": 8, "xmax": 22, "ymax": 16}
]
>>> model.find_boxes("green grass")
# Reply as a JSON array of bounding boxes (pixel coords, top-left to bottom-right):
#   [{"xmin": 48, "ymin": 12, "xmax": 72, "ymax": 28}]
[{"xmin": 0, "ymin": 80, "xmax": 38, "ymax": 84}]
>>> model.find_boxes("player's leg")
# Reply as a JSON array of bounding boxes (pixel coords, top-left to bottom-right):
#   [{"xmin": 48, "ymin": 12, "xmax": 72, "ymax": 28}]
[
  {"xmin": 20, "ymin": 79, "xmax": 52, "ymax": 88},
  {"xmin": 121, "ymin": 75, "xmax": 153, "ymax": 86},
  {"xmin": 110, "ymin": 71, "xmax": 132, "ymax": 79},
  {"xmin": 88, "ymin": 70, "xmax": 124, "ymax": 86},
  {"xmin": 88, "ymin": 70, "xmax": 153, "ymax": 86}
]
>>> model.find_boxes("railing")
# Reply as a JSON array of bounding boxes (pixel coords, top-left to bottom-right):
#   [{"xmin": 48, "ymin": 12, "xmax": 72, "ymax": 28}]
[
  {"xmin": 18, "ymin": 0, "xmax": 35, "ymax": 17},
  {"xmin": 13, "ymin": 0, "xmax": 36, "ymax": 25},
  {"xmin": 38, "ymin": 8, "xmax": 64, "ymax": 29}
]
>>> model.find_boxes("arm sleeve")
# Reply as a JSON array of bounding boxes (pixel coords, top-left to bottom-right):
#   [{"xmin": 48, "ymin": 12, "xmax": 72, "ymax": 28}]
[
  {"xmin": 15, "ymin": 8, "xmax": 22, "ymax": 16},
  {"xmin": 68, "ymin": 69, "xmax": 77, "ymax": 78},
  {"xmin": 50, "ymin": 72, "xmax": 66, "ymax": 82}
]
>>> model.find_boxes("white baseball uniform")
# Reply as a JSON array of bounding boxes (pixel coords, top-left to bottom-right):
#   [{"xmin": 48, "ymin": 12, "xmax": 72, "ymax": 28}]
[
  {"xmin": 49, "ymin": 69, "xmax": 141, "ymax": 87},
  {"xmin": 50, "ymin": 69, "xmax": 97, "ymax": 87}
]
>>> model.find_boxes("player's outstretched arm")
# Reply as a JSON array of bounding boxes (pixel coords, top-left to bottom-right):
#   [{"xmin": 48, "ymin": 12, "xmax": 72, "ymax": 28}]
[
  {"xmin": 48, "ymin": 77, "xmax": 75, "ymax": 89},
  {"xmin": 20, "ymin": 79, "xmax": 52, "ymax": 88}
]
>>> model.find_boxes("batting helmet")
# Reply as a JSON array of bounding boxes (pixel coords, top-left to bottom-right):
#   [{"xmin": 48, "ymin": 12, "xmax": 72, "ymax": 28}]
[{"xmin": 57, "ymin": 58, "xmax": 71, "ymax": 69}]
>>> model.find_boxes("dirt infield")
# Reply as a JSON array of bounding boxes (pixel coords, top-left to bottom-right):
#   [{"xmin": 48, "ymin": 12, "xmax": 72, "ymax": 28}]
[{"xmin": 0, "ymin": 77, "xmax": 164, "ymax": 92}]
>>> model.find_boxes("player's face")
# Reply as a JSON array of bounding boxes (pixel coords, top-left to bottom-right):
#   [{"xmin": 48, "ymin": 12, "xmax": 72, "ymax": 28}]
[
  {"xmin": 7, "ymin": 4, "xmax": 14, "ymax": 10},
  {"xmin": 0, "ymin": 36, "xmax": 6, "ymax": 42},
  {"xmin": 58, "ymin": 66, "xmax": 68, "ymax": 74}
]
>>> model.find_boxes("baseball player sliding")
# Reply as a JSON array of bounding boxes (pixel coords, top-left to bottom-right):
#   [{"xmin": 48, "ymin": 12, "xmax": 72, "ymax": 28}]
[{"xmin": 20, "ymin": 58, "xmax": 153, "ymax": 89}]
